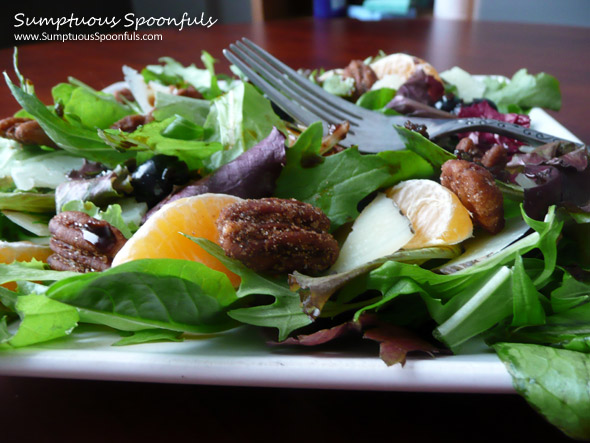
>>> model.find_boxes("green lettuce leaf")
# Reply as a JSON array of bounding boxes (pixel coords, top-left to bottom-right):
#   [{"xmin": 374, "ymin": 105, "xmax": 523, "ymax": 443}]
[
  {"xmin": 495, "ymin": 343, "xmax": 590, "ymax": 440},
  {"xmin": 152, "ymin": 91, "xmax": 210, "ymax": 125},
  {"xmin": 204, "ymin": 82, "xmax": 285, "ymax": 170},
  {"xmin": 6, "ymin": 294, "xmax": 79, "ymax": 348},
  {"xmin": 51, "ymin": 82, "xmax": 133, "ymax": 129},
  {"xmin": 483, "ymin": 69, "xmax": 562, "ymax": 111},
  {"xmin": 60, "ymin": 200, "xmax": 142, "ymax": 239}
]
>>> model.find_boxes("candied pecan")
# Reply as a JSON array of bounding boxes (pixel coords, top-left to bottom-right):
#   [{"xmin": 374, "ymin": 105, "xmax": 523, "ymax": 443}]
[
  {"xmin": 0, "ymin": 117, "xmax": 57, "ymax": 148},
  {"xmin": 114, "ymin": 88, "xmax": 135, "ymax": 104},
  {"xmin": 217, "ymin": 198, "xmax": 339, "ymax": 274},
  {"xmin": 110, "ymin": 113, "xmax": 154, "ymax": 132},
  {"xmin": 440, "ymin": 159, "xmax": 504, "ymax": 234},
  {"xmin": 342, "ymin": 60, "xmax": 378, "ymax": 100},
  {"xmin": 454, "ymin": 137, "xmax": 481, "ymax": 161},
  {"xmin": 481, "ymin": 143, "xmax": 508, "ymax": 170},
  {"xmin": 47, "ymin": 211, "xmax": 127, "ymax": 272},
  {"xmin": 176, "ymin": 85, "xmax": 203, "ymax": 99}
]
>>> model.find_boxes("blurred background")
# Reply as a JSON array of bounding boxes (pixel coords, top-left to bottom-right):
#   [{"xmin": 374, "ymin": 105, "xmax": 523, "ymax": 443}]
[{"xmin": 2, "ymin": 0, "xmax": 589, "ymax": 48}]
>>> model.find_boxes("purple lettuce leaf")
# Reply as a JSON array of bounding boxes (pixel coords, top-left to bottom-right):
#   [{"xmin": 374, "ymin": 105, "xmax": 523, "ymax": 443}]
[
  {"xmin": 395, "ymin": 71, "xmax": 444, "ymax": 106},
  {"xmin": 386, "ymin": 95, "xmax": 456, "ymax": 118},
  {"xmin": 55, "ymin": 165, "xmax": 133, "ymax": 212},
  {"xmin": 458, "ymin": 100, "xmax": 530, "ymax": 152},
  {"xmin": 508, "ymin": 142, "xmax": 590, "ymax": 219},
  {"xmin": 145, "ymin": 127, "xmax": 286, "ymax": 219},
  {"xmin": 275, "ymin": 313, "xmax": 441, "ymax": 367},
  {"xmin": 359, "ymin": 313, "xmax": 442, "ymax": 366},
  {"xmin": 279, "ymin": 321, "xmax": 360, "ymax": 346}
]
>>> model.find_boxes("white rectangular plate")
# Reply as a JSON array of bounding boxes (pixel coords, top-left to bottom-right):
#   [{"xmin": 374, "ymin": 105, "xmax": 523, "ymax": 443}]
[{"xmin": 0, "ymin": 109, "xmax": 581, "ymax": 393}]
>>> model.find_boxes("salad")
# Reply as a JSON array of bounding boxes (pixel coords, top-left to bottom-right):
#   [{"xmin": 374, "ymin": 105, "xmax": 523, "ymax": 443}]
[{"xmin": 0, "ymin": 48, "xmax": 589, "ymax": 439}]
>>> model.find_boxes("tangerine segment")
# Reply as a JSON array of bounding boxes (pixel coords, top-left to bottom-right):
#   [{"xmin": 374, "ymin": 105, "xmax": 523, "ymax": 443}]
[
  {"xmin": 0, "ymin": 240, "xmax": 52, "ymax": 264},
  {"xmin": 385, "ymin": 179, "xmax": 473, "ymax": 249},
  {"xmin": 112, "ymin": 194, "xmax": 243, "ymax": 287},
  {"xmin": 0, "ymin": 240, "xmax": 53, "ymax": 291}
]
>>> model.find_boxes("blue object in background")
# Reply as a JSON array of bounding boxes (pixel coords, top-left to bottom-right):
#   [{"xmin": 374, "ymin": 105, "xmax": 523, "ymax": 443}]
[{"xmin": 314, "ymin": 0, "xmax": 348, "ymax": 18}]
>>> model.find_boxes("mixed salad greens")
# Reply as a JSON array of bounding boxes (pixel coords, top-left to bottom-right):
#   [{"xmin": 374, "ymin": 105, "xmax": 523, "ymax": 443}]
[{"xmin": 0, "ymin": 48, "xmax": 589, "ymax": 439}]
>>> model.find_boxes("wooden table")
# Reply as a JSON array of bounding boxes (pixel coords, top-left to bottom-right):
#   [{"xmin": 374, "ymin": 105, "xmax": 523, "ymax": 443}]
[{"xmin": 0, "ymin": 18, "xmax": 587, "ymax": 442}]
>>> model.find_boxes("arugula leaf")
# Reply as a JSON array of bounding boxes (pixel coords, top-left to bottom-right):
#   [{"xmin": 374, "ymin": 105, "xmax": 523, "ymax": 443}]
[
  {"xmin": 189, "ymin": 238, "xmax": 311, "ymax": 340},
  {"xmin": 47, "ymin": 259, "xmax": 238, "ymax": 334},
  {"xmin": 495, "ymin": 343, "xmax": 590, "ymax": 440},
  {"xmin": 511, "ymin": 255, "xmax": 546, "ymax": 327},
  {"xmin": 100, "ymin": 118, "xmax": 222, "ymax": 171},
  {"xmin": 393, "ymin": 126, "xmax": 456, "ymax": 174},
  {"xmin": 112, "ymin": 328, "xmax": 183, "ymax": 346},
  {"xmin": 275, "ymin": 123, "xmax": 393, "ymax": 230},
  {"xmin": 0, "ymin": 260, "xmax": 79, "ymax": 286},
  {"xmin": 4, "ymin": 73, "xmax": 137, "ymax": 166}
]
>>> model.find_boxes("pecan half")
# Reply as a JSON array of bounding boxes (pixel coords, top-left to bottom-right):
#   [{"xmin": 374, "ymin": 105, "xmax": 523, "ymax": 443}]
[
  {"xmin": 440, "ymin": 159, "xmax": 504, "ymax": 234},
  {"xmin": 114, "ymin": 88, "xmax": 135, "ymax": 104},
  {"xmin": 110, "ymin": 113, "xmax": 154, "ymax": 132},
  {"xmin": 342, "ymin": 60, "xmax": 378, "ymax": 100},
  {"xmin": 47, "ymin": 211, "xmax": 127, "ymax": 272},
  {"xmin": 176, "ymin": 85, "xmax": 203, "ymax": 99},
  {"xmin": 217, "ymin": 198, "xmax": 339, "ymax": 274},
  {"xmin": 0, "ymin": 117, "xmax": 57, "ymax": 148}
]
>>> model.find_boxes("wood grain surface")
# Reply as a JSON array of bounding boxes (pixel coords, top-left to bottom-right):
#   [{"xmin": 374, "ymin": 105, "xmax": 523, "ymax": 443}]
[{"xmin": 0, "ymin": 18, "xmax": 588, "ymax": 140}]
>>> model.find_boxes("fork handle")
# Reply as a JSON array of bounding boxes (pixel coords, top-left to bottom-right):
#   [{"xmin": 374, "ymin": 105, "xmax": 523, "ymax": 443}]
[{"xmin": 428, "ymin": 117, "xmax": 581, "ymax": 147}]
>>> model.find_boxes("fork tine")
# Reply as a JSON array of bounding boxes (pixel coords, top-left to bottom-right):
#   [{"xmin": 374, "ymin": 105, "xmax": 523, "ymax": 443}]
[
  {"xmin": 240, "ymin": 38, "xmax": 366, "ymax": 120},
  {"xmin": 223, "ymin": 49, "xmax": 325, "ymax": 129},
  {"xmin": 231, "ymin": 41, "xmax": 360, "ymax": 127}
]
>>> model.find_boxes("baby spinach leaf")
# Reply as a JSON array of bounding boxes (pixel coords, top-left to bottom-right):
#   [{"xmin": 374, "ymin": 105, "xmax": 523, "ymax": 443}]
[
  {"xmin": 494, "ymin": 343, "xmax": 590, "ymax": 440},
  {"xmin": 356, "ymin": 88, "xmax": 398, "ymax": 114},
  {"xmin": 47, "ymin": 259, "xmax": 238, "ymax": 334}
]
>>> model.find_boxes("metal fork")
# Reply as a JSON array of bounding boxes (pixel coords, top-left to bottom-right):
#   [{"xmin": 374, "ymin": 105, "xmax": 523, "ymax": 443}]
[{"xmin": 224, "ymin": 38, "xmax": 580, "ymax": 153}]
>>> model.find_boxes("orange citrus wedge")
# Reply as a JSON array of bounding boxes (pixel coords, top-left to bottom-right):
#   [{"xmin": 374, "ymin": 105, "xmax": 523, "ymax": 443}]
[
  {"xmin": 0, "ymin": 240, "xmax": 53, "ymax": 291},
  {"xmin": 385, "ymin": 179, "xmax": 473, "ymax": 249},
  {"xmin": 0, "ymin": 240, "xmax": 52, "ymax": 264},
  {"xmin": 112, "ymin": 194, "xmax": 243, "ymax": 287}
]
